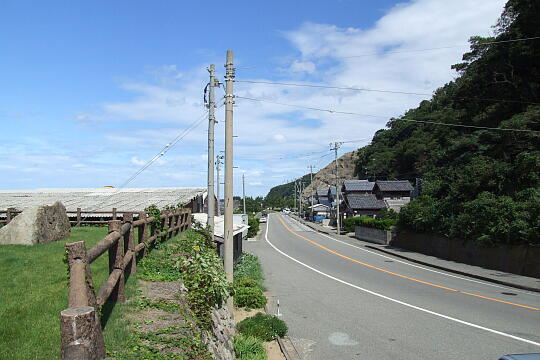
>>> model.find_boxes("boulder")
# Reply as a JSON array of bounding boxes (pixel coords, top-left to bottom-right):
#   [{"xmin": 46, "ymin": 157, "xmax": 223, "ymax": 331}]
[{"xmin": 0, "ymin": 202, "xmax": 71, "ymax": 245}]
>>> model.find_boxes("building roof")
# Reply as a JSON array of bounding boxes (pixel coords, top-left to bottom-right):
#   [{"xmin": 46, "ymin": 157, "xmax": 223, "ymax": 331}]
[
  {"xmin": 192, "ymin": 213, "xmax": 249, "ymax": 240},
  {"xmin": 343, "ymin": 180, "xmax": 375, "ymax": 192},
  {"xmin": 308, "ymin": 204, "xmax": 329, "ymax": 210},
  {"xmin": 328, "ymin": 186, "xmax": 337, "ymax": 196},
  {"xmin": 345, "ymin": 194, "xmax": 386, "ymax": 210},
  {"xmin": 318, "ymin": 199, "xmax": 332, "ymax": 207},
  {"xmin": 0, "ymin": 187, "xmax": 206, "ymax": 214},
  {"xmin": 316, "ymin": 189, "xmax": 329, "ymax": 197},
  {"xmin": 375, "ymin": 180, "xmax": 414, "ymax": 192}
]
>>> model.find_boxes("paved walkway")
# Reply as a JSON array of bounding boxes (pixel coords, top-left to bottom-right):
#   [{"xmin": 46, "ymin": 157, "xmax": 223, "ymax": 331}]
[{"xmin": 292, "ymin": 215, "xmax": 540, "ymax": 293}]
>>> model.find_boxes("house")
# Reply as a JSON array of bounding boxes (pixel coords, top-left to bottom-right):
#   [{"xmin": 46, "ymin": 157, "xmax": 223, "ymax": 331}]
[
  {"xmin": 203, "ymin": 194, "xmax": 219, "ymax": 216},
  {"xmin": 374, "ymin": 180, "xmax": 414, "ymax": 212},
  {"xmin": 308, "ymin": 203, "xmax": 330, "ymax": 220},
  {"xmin": 316, "ymin": 188, "xmax": 330, "ymax": 204},
  {"xmin": 342, "ymin": 179, "xmax": 375, "ymax": 195},
  {"xmin": 374, "ymin": 180, "xmax": 414, "ymax": 199},
  {"xmin": 192, "ymin": 213, "xmax": 249, "ymax": 263},
  {"xmin": 343, "ymin": 193, "xmax": 386, "ymax": 217},
  {"xmin": 327, "ymin": 186, "xmax": 338, "ymax": 203}
]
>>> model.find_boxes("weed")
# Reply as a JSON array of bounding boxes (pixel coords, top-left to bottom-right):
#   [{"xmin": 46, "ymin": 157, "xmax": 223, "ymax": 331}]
[
  {"xmin": 236, "ymin": 313, "xmax": 288, "ymax": 341},
  {"xmin": 234, "ymin": 334, "xmax": 267, "ymax": 360}
]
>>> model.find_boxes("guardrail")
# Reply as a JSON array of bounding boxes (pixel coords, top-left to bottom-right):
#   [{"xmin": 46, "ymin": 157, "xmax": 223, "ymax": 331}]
[{"xmin": 60, "ymin": 208, "xmax": 191, "ymax": 360}]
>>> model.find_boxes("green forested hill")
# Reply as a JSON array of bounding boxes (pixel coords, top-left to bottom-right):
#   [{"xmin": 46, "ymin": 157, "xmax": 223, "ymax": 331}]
[
  {"xmin": 265, "ymin": 174, "xmax": 312, "ymax": 208},
  {"xmin": 354, "ymin": 0, "xmax": 540, "ymax": 245}
]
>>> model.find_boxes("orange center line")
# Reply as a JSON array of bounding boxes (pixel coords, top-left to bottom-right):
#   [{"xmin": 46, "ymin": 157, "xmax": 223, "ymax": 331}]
[{"xmin": 277, "ymin": 216, "xmax": 539, "ymax": 311}]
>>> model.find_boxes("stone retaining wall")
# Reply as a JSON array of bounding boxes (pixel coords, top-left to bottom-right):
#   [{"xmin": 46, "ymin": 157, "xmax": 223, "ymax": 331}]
[
  {"xmin": 204, "ymin": 305, "xmax": 235, "ymax": 360},
  {"xmin": 392, "ymin": 231, "xmax": 540, "ymax": 278},
  {"xmin": 355, "ymin": 226, "xmax": 392, "ymax": 245}
]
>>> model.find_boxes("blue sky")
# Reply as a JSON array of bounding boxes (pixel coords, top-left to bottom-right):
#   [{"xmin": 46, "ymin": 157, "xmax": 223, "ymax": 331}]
[{"xmin": 0, "ymin": 0, "xmax": 506, "ymax": 196}]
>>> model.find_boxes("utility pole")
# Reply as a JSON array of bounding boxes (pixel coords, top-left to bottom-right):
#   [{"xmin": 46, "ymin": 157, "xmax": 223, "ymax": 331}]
[
  {"xmin": 206, "ymin": 64, "xmax": 218, "ymax": 233},
  {"xmin": 298, "ymin": 180, "xmax": 304, "ymax": 216},
  {"xmin": 331, "ymin": 142, "xmax": 343, "ymax": 235},
  {"xmin": 223, "ymin": 50, "xmax": 235, "ymax": 307},
  {"xmin": 294, "ymin": 181, "xmax": 297, "ymax": 214},
  {"xmin": 242, "ymin": 173, "xmax": 246, "ymax": 214},
  {"xmin": 216, "ymin": 154, "xmax": 223, "ymax": 215},
  {"xmin": 308, "ymin": 165, "xmax": 315, "ymax": 220}
]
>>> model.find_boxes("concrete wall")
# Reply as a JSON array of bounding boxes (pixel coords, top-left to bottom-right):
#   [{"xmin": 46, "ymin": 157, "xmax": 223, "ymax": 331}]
[
  {"xmin": 392, "ymin": 231, "xmax": 540, "ymax": 278},
  {"xmin": 355, "ymin": 226, "xmax": 392, "ymax": 245}
]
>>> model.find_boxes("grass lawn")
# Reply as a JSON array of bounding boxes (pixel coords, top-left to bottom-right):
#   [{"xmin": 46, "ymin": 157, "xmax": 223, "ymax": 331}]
[{"xmin": 0, "ymin": 226, "xmax": 111, "ymax": 360}]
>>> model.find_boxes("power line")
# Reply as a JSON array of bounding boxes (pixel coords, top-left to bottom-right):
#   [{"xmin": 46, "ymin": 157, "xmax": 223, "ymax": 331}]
[
  {"xmin": 236, "ymin": 96, "xmax": 540, "ymax": 134},
  {"xmin": 341, "ymin": 36, "xmax": 540, "ymax": 58},
  {"xmin": 76, "ymin": 107, "xmax": 214, "ymax": 223},
  {"xmin": 118, "ymin": 109, "xmax": 212, "ymax": 188},
  {"xmin": 236, "ymin": 80, "xmax": 540, "ymax": 105},
  {"xmin": 237, "ymin": 80, "xmax": 430, "ymax": 96},
  {"xmin": 236, "ymin": 95, "xmax": 382, "ymax": 117},
  {"xmin": 240, "ymin": 149, "xmax": 332, "ymax": 162}
]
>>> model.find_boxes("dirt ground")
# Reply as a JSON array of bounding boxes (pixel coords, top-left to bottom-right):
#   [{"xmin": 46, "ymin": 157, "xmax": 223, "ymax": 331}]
[{"xmin": 233, "ymin": 307, "xmax": 286, "ymax": 360}]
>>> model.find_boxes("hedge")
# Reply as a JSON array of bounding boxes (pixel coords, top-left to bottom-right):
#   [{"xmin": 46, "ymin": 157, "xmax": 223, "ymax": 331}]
[{"xmin": 343, "ymin": 216, "xmax": 396, "ymax": 232}]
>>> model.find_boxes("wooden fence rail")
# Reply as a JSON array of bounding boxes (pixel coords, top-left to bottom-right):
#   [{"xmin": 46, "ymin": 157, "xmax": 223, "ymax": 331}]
[
  {"xmin": 60, "ymin": 208, "xmax": 191, "ymax": 360},
  {"xmin": 0, "ymin": 208, "xmax": 142, "ymax": 226}
]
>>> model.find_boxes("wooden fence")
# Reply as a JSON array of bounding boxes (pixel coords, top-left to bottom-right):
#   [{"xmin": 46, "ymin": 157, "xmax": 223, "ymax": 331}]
[
  {"xmin": 0, "ymin": 208, "xmax": 141, "ymax": 226},
  {"xmin": 60, "ymin": 208, "xmax": 191, "ymax": 360}
]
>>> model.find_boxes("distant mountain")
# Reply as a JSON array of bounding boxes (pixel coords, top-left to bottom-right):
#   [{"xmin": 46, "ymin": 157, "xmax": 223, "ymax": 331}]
[
  {"xmin": 266, "ymin": 174, "xmax": 312, "ymax": 199},
  {"xmin": 301, "ymin": 151, "xmax": 359, "ymax": 201}
]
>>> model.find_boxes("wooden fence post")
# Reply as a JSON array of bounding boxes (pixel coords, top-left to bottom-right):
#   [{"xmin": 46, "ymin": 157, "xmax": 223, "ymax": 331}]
[
  {"xmin": 161, "ymin": 212, "xmax": 167, "ymax": 240},
  {"xmin": 173, "ymin": 209, "xmax": 182, "ymax": 236},
  {"xmin": 168, "ymin": 211, "xmax": 174, "ymax": 239},
  {"xmin": 76, "ymin": 208, "xmax": 82, "ymax": 227},
  {"xmin": 6, "ymin": 208, "xmax": 15, "ymax": 224},
  {"xmin": 107, "ymin": 220, "xmax": 124, "ymax": 303},
  {"xmin": 123, "ymin": 212, "xmax": 135, "ymax": 276},
  {"xmin": 62, "ymin": 242, "xmax": 105, "ymax": 360},
  {"xmin": 137, "ymin": 211, "xmax": 148, "ymax": 257},
  {"xmin": 112, "ymin": 208, "xmax": 117, "ymax": 221},
  {"xmin": 60, "ymin": 306, "xmax": 105, "ymax": 360}
]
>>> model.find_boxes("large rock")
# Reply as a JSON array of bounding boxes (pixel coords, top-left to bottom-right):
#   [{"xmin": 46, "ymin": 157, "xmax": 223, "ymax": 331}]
[{"xmin": 0, "ymin": 202, "xmax": 71, "ymax": 245}]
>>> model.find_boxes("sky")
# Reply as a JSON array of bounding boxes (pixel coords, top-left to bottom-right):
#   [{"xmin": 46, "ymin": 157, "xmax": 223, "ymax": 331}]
[{"xmin": 0, "ymin": 0, "xmax": 507, "ymax": 197}]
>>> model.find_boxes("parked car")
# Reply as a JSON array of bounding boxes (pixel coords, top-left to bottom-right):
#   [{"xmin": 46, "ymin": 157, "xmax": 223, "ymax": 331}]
[
  {"xmin": 259, "ymin": 216, "xmax": 267, "ymax": 223},
  {"xmin": 499, "ymin": 354, "xmax": 540, "ymax": 360}
]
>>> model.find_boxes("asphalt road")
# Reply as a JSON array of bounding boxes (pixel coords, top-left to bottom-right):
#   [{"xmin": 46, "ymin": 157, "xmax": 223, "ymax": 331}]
[{"xmin": 244, "ymin": 213, "xmax": 540, "ymax": 360}]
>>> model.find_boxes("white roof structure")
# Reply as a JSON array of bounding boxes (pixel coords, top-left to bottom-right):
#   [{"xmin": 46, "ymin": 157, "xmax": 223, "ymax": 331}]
[
  {"xmin": 192, "ymin": 213, "xmax": 249, "ymax": 240},
  {"xmin": 0, "ymin": 187, "xmax": 207, "ymax": 213}
]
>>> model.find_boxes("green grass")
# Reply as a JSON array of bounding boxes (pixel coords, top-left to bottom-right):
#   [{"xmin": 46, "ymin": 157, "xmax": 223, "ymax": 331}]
[
  {"xmin": 102, "ymin": 230, "xmax": 214, "ymax": 359},
  {"xmin": 234, "ymin": 334, "xmax": 267, "ymax": 360},
  {"xmin": 0, "ymin": 226, "xmax": 109, "ymax": 360},
  {"xmin": 234, "ymin": 253, "xmax": 265, "ymax": 289},
  {"xmin": 236, "ymin": 313, "xmax": 288, "ymax": 342}
]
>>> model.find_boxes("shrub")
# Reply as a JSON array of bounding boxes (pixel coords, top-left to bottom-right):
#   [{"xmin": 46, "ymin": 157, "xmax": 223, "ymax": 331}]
[
  {"xmin": 177, "ymin": 231, "xmax": 233, "ymax": 330},
  {"xmin": 376, "ymin": 208, "xmax": 398, "ymax": 220},
  {"xmin": 234, "ymin": 253, "xmax": 265, "ymax": 288},
  {"xmin": 237, "ymin": 313, "xmax": 287, "ymax": 341},
  {"xmin": 397, "ymin": 195, "xmax": 441, "ymax": 233},
  {"xmin": 235, "ymin": 278, "xmax": 260, "ymax": 289},
  {"xmin": 234, "ymin": 334, "xmax": 267, "ymax": 360},
  {"xmin": 248, "ymin": 217, "xmax": 260, "ymax": 238},
  {"xmin": 343, "ymin": 216, "xmax": 396, "ymax": 232},
  {"xmin": 234, "ymin": 286, "xmax": 267, "ymax": 309}
]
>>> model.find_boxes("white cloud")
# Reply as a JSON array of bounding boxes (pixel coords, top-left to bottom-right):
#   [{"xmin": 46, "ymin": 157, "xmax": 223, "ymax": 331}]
[
  {"xmin": 10, "ymin": 0, "xmax": 502, "ymax": 196},
  {"xmin": 289, "ymin": 60, "xmax": 316, "ymax": 73}
]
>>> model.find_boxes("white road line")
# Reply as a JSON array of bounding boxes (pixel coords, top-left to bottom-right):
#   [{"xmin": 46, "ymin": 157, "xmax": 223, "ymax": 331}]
[
  {"xmin": 266, "ymin": 214, "xmax": 540, "ymax": 347},
  {"xmin": 288, "ymin": 216, "xmax": 540, "ymax": 297}
]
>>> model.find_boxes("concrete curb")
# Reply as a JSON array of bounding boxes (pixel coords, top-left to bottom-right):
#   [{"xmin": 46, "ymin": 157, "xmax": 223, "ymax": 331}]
[
  {"xmin": 263, "ymin": 304, "xmax": 297, "ymax": 360},
  {"xmin": 291, "ymin": 215, "xmax": 540, "ymax": 294}
]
